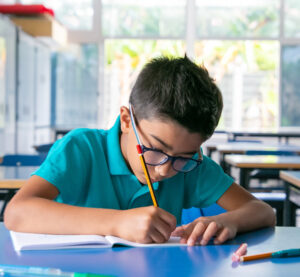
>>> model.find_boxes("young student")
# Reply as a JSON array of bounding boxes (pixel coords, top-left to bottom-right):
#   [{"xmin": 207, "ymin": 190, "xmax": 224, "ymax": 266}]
[{"xmin": 4, "ymin": 56, "xmax": 275, "ymax": 246}]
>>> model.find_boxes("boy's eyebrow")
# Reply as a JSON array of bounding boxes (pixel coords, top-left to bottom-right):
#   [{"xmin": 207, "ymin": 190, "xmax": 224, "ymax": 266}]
[
  {"xmin": 150, "ymin": 134, "xmax": 198, "ymax": 155},
  {"xmin": 150, "ymin": 134, "xmax": 172, "ymax": 150}
]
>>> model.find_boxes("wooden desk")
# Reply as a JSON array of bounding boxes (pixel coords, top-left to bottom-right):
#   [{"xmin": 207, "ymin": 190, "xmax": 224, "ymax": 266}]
[
  {"xmin": 280, "ymin": 171, "xmax": 300, "ymax": 226},
  {"xmin": 227, "ymin": 130, "xmax": 300, "ymax": 144},
  {"xmin": 0, "ymin": 179, "xmax": 26, "ymax": 189},
  {"xmin": 217, "ymin": 143, "xmax": 300, "ymax": 171},
  {"xmin": 0, "ymin": 166, "xmax": 37, "ymax": 218},
  {"xmin": 224, "ymin": 155, "xmax": 300, "ymax": 189},
  {"xmin": 201, "ymin": 130, "xmax": 227, "ymax": 157},
  {"xmin": 1, "ymin": 224, "xmax": 300, "ymax": 276},
  {"xmin": 0, "ymin": 166, "xmax": 37, "ymax": 187}
]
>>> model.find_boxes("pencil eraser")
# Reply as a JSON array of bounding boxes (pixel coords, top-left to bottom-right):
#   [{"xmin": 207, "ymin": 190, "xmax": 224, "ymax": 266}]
[
  {"xmin": 136, "ymin": 145, "xmax": 142, "ymax": 154},
  {"xmin": 232, "ymin": 254, "xmax": 240, "ymax": 262}
]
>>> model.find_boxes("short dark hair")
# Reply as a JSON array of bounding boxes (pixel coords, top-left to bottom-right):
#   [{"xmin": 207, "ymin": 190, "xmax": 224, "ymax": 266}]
[{"xmin": 129, "ymin": 56, "xmax": 223, "ymax": 140}]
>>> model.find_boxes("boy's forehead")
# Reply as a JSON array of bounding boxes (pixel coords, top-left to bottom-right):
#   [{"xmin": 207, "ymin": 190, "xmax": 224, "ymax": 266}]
[{"xmin": 138, "ymin": 118, "xmax": 204, "ymax": 152}]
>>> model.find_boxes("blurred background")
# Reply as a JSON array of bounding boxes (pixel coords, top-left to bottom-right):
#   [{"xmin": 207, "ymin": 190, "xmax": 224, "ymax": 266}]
[{"xmin": 0, "ymin": 0, "xmax": 300, "ymax": 154}]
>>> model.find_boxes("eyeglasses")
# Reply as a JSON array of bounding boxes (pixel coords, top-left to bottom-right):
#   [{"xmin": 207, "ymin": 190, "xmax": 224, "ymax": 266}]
[
  {"xmin": 129, "ymin": 104, "xmax": 203, "ymax": 173},
  {"xmin": 140, "ymin": 145, "xmax": 202, "ymax": 173}
]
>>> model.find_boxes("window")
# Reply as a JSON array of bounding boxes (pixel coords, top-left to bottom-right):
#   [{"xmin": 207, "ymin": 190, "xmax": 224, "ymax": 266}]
[
  {"xmin": 284, "ymin": 0, "xmax": 300, "ymax": 38},
  {"xmin": 100, "ymin": 39, "xmax": 185, "ymax": 128},
  {"xmin": 196, "ymin": 0, "xmax": 279, "ymax": 38},
  {"xmin": 54, "ymin": 44, "xmax": 98, "ymax": 127},
  {"xmin": 100, "ymin": 1, "xmax": 282, "ymax": 130},
  {"xmin": 281, "ymin": 45, "xmax": 300, "ymax": 126},
  {"xmin": 0, "ymin": 38, "xmax": 5, "ymax": 129},
  {"xmin": 21, "ymin": 0, "xmax": 94, "ymax": 30},
  {"xmin": 194, "ymin": 40, "xmax": 279, "ymax": 129},
  {"xmin": 11, "ymin": 1, "xmax": 300, "ymax": 131},
  {"xmin": 102, "ymin": 0, "xmax": 186, "ymax": 38}
]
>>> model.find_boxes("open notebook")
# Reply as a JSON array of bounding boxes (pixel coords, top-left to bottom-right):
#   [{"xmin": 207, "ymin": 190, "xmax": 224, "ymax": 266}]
[{"xmin": 10, "ymin": 231, "xmax": 185, "ymax": 251}]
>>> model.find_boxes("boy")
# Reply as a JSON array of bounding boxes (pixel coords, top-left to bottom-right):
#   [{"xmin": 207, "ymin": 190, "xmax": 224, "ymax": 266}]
[{"xmin": 4, "ymin": 56, "xmax": 275, "ymax": 246}]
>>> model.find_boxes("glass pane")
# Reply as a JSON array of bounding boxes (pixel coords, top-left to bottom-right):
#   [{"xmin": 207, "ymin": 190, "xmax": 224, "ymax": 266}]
[
  {"xmin": 0, "ymin": 16, "xmax": 17, "ymax": 154},
  {"xmin": 0, "ymin": 38, "xmax": 5, "ymax": 130},
  {"xmin": 21, "ymin": 0, "xmax": 93, "ymax": 30},
  {"xmin": 54, "ymin": 44, "xmax": 98, "ymax": 128},
  {"xmin": 101, "ymin": 40, "xmax": 185, "ymax": 128},
  {"xmin": 284, "ymin": 0, "xmax": 300, "ymax": 38},
  {"xmin": 17, "ymin": 33, "xmax": 36, "ymax": 153},
  {"xmin": 196, "ymin": 0, "xmax": 279, "ymax": 38},
  {"xmin": 281, "ymin": 46, "xmax": 300, "ymax": 127},
  {"xmin": 194, "ymin": 40, "xmax": 279, "ymax": 130},
  {"xmin": 102, "ymin": 0, "xmax": 186, "ymax": 38}
]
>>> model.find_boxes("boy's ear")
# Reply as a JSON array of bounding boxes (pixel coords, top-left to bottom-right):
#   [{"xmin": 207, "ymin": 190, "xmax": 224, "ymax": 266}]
[{"xmin": 120, "ymin": 106, "xmax": 131, "ymax": 133}]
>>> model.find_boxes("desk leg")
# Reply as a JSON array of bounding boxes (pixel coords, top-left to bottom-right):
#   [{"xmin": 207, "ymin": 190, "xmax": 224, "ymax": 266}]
[
  {"xmin": 220, "ymin": 153, "xmax": 226, "ymax": 171},
  {"xmin": 0, "ymin": 189, "xmax": 16, "ymax": 220},
  {"xmin": 239, "ymin": 169, "xmax": 250, "ymax": 190},
  {"xmin": 221, "ymin": 154, "xmax": 232, "ymax": 174},
  {"xmin": 207, "ymin": 149, "xmax": 212, "ymax": 158},
  {"xmin": 284, "ymin": 181, "xmax": 291, "ymax": 226}
]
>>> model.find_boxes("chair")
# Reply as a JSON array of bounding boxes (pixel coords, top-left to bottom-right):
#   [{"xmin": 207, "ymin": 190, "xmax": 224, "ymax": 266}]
[
  {"xmin": 181, "ymin": 198, "xmax": 286, "ymax": 227},
  {"xmin": 1, "ymin": 154, "xmax": 46, "ymax": 166},
  {"xmin": 245, "ymin": 150, "xmax": 298, "ymax": 226},
  {"xmin": 227, "ymin": 139, "xmax": 262, "ymax": 143},
  {"xmin": 252, "ymin": 192, "xmax": 286, "ymax": 226},
  {"xmin": 246, "ymin": 150, "xmax": 297, "ymax": 184},
  {"xmin": 0, "ymin": 154, "xmax": 46, "ymax": 220},
  {"xmin": 34, "ymin": 143, "xmax": 53, "ymax": 155}
]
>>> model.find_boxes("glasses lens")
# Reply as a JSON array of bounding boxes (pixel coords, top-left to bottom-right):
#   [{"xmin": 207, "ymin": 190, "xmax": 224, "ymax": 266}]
[
  {"xmin": 143, "ymin": 149, "xmax": 168, "ymax": 166},
  {"xmin": 173, "ymin": 158, "xmax": 198, "ymax": 172}
]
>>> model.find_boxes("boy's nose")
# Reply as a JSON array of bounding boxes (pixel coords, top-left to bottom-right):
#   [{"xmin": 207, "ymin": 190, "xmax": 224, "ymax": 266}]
[{"xmin": 155, "ymin": 161, "xmax": 173, "ymax": 177}]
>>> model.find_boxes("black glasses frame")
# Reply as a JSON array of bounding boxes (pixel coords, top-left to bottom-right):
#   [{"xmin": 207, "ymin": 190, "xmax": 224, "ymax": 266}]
[{"xmin": 140, "ymin": 145, "xmax": 203, "ymax": 173}]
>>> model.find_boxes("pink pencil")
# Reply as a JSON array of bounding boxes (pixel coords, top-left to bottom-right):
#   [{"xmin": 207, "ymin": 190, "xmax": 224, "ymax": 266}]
[{"xmin": 232, "ymin": 243, "xmax": 248, "ymax": 262}]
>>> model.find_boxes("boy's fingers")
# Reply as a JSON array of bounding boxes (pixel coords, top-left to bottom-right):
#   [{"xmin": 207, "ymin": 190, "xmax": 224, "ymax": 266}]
[
  {"xmin": 150, "ymin": 228, "xmax": 168, "ymax": 243},
  {"xmin": 154, "ymin": 218, "xmax": 175, "ymax": 241},
  {"xmin": 158, "ymin": 208, "xmax": 177, "ymax": 230},
  {"xmin": 171, "ymin": 225, "xmax": 190, "ymax": 244},
  {"xmin": 171, "ymin": 226, "xmax": 186, "ymax": 237},
  {"xmin": 214, "ymin": 227, "xmax": 230, "ymax": 245},
  {"xmin": 200, "ymin": 221, "xmax": 220, "ymax": 246},
  {"xmin": 180, "ymin": 237, "xmax": 188, "ymax": 244},
  {"xmin": 187, "ymin": 221, "xmax": 206, "ymax": 246}
]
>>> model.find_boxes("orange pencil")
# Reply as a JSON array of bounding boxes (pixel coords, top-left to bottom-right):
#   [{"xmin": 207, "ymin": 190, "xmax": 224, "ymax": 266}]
[
  {"xmin": 240, "ymin": 248, "xmax": 300, "ymax": 262},
  {"xmin": 240, "ymin": 252, "xmax": 273, "ymax": 262},
  {"xmin": 129, "ymin": 103, "xmax": 159, "ymax": 207},
  {"xmin": 136, "ymin": 145, "xmax": 158, "ymax": 207}
]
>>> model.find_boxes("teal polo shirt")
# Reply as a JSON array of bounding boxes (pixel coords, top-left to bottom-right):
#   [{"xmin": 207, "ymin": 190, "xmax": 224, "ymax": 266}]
[{"xmin": 33, "ymin": 116, "xmax": 234, "ymax": 224}]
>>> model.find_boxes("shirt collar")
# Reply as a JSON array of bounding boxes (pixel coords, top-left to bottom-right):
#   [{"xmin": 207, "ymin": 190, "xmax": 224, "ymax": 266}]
[{"xmin": 107, "ymin": 116, "xmax": 132, "ymax": 175}]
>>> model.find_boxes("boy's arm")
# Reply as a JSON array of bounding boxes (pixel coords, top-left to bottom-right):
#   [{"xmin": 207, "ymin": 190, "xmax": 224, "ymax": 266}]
[
  {"xmin": 4, "ymin": 175, "xmax": 176, "ymax": 244},
  {"xmin": 172, "ymin": 183, "xmax": 276, "ymax": 246}
]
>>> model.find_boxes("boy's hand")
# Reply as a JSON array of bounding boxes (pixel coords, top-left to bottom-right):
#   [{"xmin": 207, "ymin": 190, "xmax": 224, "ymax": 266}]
[
  {"xmin": 115, "ymin": 206, "xmax": 177, "ymax": 244},
  {"xmin": 171, "ymin": 216, "xmax": 237, "ymax": 246}
]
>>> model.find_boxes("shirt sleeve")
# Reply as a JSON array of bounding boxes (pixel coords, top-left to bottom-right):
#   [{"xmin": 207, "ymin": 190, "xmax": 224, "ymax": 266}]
[
  {"xmin": 32, "ymin": 129, "xmax": 91, "ymax": 205},
  {"xmin": 182, "ymin": 154, "xmax": 234, "ymax": 209}
]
